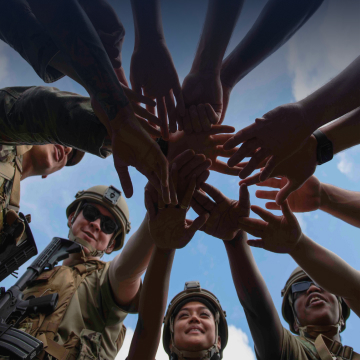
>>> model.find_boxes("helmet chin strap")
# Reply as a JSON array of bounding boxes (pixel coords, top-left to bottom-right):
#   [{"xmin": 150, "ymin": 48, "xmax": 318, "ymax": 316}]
[
  {"xmin": 290, "ymin": 294, "xmax": 343, "ymax": 340},
  {"xmin": 169, "ymin": 312, "xmax": 221, "ymax": 360},
  {"xmin": 68, "ymin": 228, "xmax": 105, "ymax": 259}
]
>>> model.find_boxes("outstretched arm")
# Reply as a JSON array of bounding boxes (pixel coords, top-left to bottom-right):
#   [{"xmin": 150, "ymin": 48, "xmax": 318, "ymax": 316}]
[
  {"xmin": 240, "ymin": 201, "xmax": 360, "ymax": 317},
  {"xmin": 130, "ymin": 0, "xmax": 184, "ymax": 139},
  {"xmin": 181, "ymin": 0, "xmax": 244, "ymax": 132},
  {"xmin": 224, "ymin": 56, "xmax": 360, "ymax": 182},
  {"xmin": 191, "ymin": 184, "xmax": 283, "ymax": 359}
]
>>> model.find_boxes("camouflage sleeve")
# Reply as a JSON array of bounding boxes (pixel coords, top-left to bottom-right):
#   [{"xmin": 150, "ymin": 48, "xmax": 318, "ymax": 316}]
[
  {"xmin": 0, "ymin": 87, "xmax": 111, "ymax": 158},
  {"xmin": 27, "ymin": 0, "xmax": 129, "ymax": 121},
  {"xmin": 0, "ymin": 0, "xmax": 63, "ymax": 83}
]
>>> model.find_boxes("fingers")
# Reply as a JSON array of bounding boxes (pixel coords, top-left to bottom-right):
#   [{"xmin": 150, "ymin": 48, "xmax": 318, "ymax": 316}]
[
  {"xmin": 152, "ymin": 152, "xmax": 170, "ymax": 204},
  {"xmin": 238, "ymin": 183, "xmax": 250, "ymax": 210},
  {"xmin": 247, "ymin": 240, "xmax": 265, "ymax": 249},
  {"xmin": 196, "ymin": 170, "xmax": 210, "ymax": 188},
  {"xmin": 223, "ymin": 123, "xmax": 257, "ymax": 150},
  {"xmin": 157, "ymin": 96, "xmax": 169, "ymax": 141},
  {"xmin": 192, "ymin": 188, "xmax": 215, "ymax": 212},
  {"xmin": 171, "ymin": 149, "xmax": 196, "ymax": 169},
  {"xmin": 165, "ymin": 90, "xmax": 177, "ymax": 134},
  {"xmin": 189, "ymin": 105, "xmax": 202, "ymax": 133},
  {"xmin": 200, "ymin": 183, "xmax": 225, "ymax": 204},
  {"xmin": 115, "ymin": 162, "xmax": 134, "ymax": 198},
  {"xmin": 169, "ymin": 163, "xmax": 178, "ymax": 205},
  {"xmin": 187, "ymin": 213, "xmax": 210, "ymax": 238},
  {"xmin": 237, "ymin": 219, "xmax": 266, "ymax": 237},
  {"xmin": 190, "ymin": 197, "xmax": 208, "ymax": 216},
  {"xmin": 137, "ymin": 117, "xmax": 161, "ymax": 138},
  {"xmin": 182, "ymin": 109, "xmax": 193, "ymax": 134},
  {"xmin": 239, "ymin": 172, "xmax": 262, "ymax": 187},
  {"xmin": 255, "ymin": 189, "xmax": 278, "ymax": 201},
  {"xmin": 178, "ymin": 154, "xmax": 207, "ymax": 178},
  {"xmin": 122, "ymin": 86, "xmax": 156, "ymax": 107},
  {"xmin": 259, "ymin": 155, "xmax": 282, "ymax": 182},
  {"xmin": 197, "ymin": 104, "xmax": 212, "ymax": 132},
  {"xmin": 132, "ymin": 102, "xmax": 161, "ymax": 126},
  {"xmin": 173, "ymin": 83, "xmax": 185, "ymax": 117},
  {"xmin": 265, "ymin": 202, "xmax": 281, "ymax": 211},
  {"xmin": 208, "ymin": 125, "xmax": 235, "ymax": 136},
  {"xmin": 281, "ymin": 200, "xmax": 293, "ymax": 219},
  {"xmin": 184, "ymin": 159, "xmax": 212, "ymax": 180},
  {"xmin": 275, "ymin": 179, "xmax": 298, "ymax": 205},
  {"xmin": 214, "ymin": 145, "xmax": 239, "ymax": 158},
  {"xmin": 130, "ymin": 76, "xmax": 143, "ymax": 98},
  {"xmin": 250, "ymin": 205, "xmax": 277, "ymax": 223},
  {"xmin": 210, "ymin": 159, "xmax": 241, "ymax": 176},
  {"xmin": 228, "ymin": 139, "xmax": 259, "ymax": 168},
  {"xmin": 256, "ymin": 177, "xmax": 283, "ymax": 189},
  {"xmin": 212, "ymin": 134, "xmax": 236, "ymax": 146},
  {"xmin": 205, "ymin": 103, "xmax": 220, "ymax": 125},
  {"xmin": 181, "ymin": 175, "xmax": 197, "ymax": 208},
  {"xmin": 145, "ymin": 189, "xmax": 156, "ymax": 221},
  {"xmin": 239, "ymin": 148, "xmax": 271, "ymax": 179}
]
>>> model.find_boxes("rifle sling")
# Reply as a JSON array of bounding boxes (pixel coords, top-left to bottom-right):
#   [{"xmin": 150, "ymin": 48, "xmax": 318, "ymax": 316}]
[{"xmin": 315, "ymin": 334, "xmax": 359, "ymax": 360}]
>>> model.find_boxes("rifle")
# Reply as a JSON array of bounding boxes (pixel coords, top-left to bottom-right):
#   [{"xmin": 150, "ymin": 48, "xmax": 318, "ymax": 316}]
[
  {"xmin": 0, "ymin": 213, "xmax": 38, "ymax": 283},
  {"xmin": 0, "ymin": 237, "xmax": 82, "ymax": 360}
]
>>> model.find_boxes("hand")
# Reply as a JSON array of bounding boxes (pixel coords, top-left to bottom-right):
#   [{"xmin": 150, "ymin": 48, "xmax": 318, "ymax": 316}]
[
  {"xmin": 145, "ymin": 172, "xmax": 209, "ymax": 249},
  {"xmin": 191, "ymin": 183, "xmax": 250, "ymax": 240},
  {"xmin": 255, "ymin": 176, "xmax": 321, "ymax": 213},
  {"xmin": 239, "ymin": 135, "xmax": 318, "ymax": 204},
  {"xmin": 168, "ymin": 125, "xmax": 241, "ymax": 176},
  {"xmin": 224, "ymin": 102, "xmax": 314, "ymax": 181},
  {"xmin": 130, "ymin": 40, "xmax": 185, "ymax": 140},
  {"xmin": 219, "ymin": 82, "xmax": 232, "ymax": 125},
  {"xmin": 181, "ymin": 71, "xmax": 222, "ymax": 133},
  {"xmin": 238, "ymin": 201, "xmax": 302, "ymax": 254},
  {"xmin": 109, "ymin": 104, "xmax": 170, "ymax": 202}
]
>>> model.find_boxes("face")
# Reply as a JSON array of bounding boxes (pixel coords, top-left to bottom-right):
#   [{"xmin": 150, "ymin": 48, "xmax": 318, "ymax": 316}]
[
  {"xmin": 68, "ymin": 203, "xmax": 116, "ymax": 255},
  {"xmin": 30, "ymin": 144, "xmax": 73, "ymax": 176},
  {"xmin": 172, "ymin": 301, "xmax": 221, "ymax": 352},
  {"xmin": 292, "ymin": 278, "xmax": 341, "ymax": 331}
]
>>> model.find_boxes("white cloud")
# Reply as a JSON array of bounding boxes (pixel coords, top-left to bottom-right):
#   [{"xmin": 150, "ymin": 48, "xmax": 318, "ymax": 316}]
[
  {"xmin": 116, "ymin": 325, "xmax": 256, "ymax": 360},
  {"xmin": 287, "ymin": 0, "xmax": 360, "ymax": 101},
  {"xmin": 336, "ymin": 151, "xmax": 360, "ymax": 182},
  {"xmin": 295, "ymin": 213, "xmax": 307, "ymax": 232}
]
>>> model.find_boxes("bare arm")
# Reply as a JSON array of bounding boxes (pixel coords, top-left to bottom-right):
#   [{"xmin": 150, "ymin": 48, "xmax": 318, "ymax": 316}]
[
  {"xmin": 108, "ymin": 217, "xmax": 154, "ymax": 307},
  {"xmin": 127, "ymin": 247, "xmax": 175, "ymax": 359},
  {"xmin": 290, "ymin": 234, "xmax": 360, "ymax": 317},
  {"xmin": 224, "ymin": 233, "xmax": 283, "ymax": 360},
  {"xmin": 221, "ymin": 0, "xmax": 323, "ymax": 88}
]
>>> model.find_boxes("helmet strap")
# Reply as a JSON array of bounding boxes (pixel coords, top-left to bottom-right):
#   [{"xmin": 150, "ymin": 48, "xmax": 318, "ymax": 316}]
[
  {"xmin": 169, "ymin": 312, "xmax": 221, "ymax": 360},
  {"xmin": 289, "ymin": 294, "xmax": 342, "ymax": 340}
]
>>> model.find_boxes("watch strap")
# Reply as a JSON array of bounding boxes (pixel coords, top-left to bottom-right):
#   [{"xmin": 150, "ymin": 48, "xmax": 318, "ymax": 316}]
[{"xmin": 312, "ymin": 129, "xmax": 333, "ymax": 165}]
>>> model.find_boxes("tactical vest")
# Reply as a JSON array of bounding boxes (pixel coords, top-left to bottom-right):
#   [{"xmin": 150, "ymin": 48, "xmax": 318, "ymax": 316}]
[
  {"xmin": 0, "ymin": 145, "xmax": 32, "ymax": 244},
  {"xmin": 298, "ymin": 335, "xmax": 359, "ymax": 360},
  {"xmin": 16, "ymin": 260, "xmax": 126, "ymax": 360}
]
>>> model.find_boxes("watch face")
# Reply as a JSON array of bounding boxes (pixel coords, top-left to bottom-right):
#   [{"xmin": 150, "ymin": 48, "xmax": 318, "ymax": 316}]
[{"xmin": 319, "ymin": 143, "xmax": 333, "ymax": 164}]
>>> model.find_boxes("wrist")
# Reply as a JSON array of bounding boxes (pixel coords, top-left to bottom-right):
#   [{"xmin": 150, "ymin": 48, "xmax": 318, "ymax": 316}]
[
  {"xmin": 288, "ymin": 233, "xmax": 306, "ymax": 256},
  {"xmin": 223, "ymin": 230, "xmax": 247, "ymax": 244},
  {"xmin": 155, "ymin": 247, "xmax": 175, "ymax": 256},
  {"xmin": 134, "ymin": 36, "xmax": 166, "ymax": 51},
  {"xmin": 319, "ymin": 182, "xmax": 331, "ymax": 211}
]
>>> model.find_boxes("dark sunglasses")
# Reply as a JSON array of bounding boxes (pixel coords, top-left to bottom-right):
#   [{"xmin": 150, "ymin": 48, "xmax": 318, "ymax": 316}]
[
  {"xmin": 291, "ymin": 280, "xmax": 321, "ymax": 301},
  {"xmin": 82, "ymin": 204, "xmax": 118, "ymax": 235}
]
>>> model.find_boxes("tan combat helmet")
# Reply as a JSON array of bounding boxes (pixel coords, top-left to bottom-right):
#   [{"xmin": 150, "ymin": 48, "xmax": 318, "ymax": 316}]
[
  {"xmin": 66, "ymin": 185, "xmax": 131, "ymax": 256},
  {"xmin": 163, "ymin": 281, "xmax": 228, "ymax": 360},
  {"xmin": 281, "ymin": 267, "xmax": 350, "ymax": 337}
]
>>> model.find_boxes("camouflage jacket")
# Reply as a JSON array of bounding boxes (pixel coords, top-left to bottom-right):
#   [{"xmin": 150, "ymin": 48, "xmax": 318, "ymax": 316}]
[{"xmin": 0, "ymin": 86, "xmax": 111, "ymax": 232}]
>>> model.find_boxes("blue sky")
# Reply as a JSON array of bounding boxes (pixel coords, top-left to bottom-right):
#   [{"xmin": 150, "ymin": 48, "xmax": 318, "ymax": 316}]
[{"xmin": 1, "ymin": 0, "xmax": 360, "ymax": 358}]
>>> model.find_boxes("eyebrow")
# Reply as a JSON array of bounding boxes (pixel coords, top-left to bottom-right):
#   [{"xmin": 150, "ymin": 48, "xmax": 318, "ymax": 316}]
[{"xmin": 179, "ymin": 306, "xmax": 210, "ymax": 312}]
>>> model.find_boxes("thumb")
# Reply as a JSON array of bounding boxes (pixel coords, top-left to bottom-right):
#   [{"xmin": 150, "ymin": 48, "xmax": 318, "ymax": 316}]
[
  {"xmin": 187, "ymin": 213, "xmax": 210, "ymax": 238},
  {"xmin": 247, "ymin": 239, "xmax": 265, "ymax": 248},
  {"xmin": 280, "ymin": 200, "xmax": 298, "ymax": 225},
  {"xmin": 275, "ymin": 179, "xmax": 297, "ymax": 205}
]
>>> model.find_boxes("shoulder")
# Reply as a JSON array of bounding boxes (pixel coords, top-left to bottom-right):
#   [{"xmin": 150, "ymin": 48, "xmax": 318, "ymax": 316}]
[
  {"xmin": 0, "ymin": 145, "xmax": 16, "ymax": 163},
  {"xmin": 280, "ymin": 329, "xmax": 318, "ymax": 360}
]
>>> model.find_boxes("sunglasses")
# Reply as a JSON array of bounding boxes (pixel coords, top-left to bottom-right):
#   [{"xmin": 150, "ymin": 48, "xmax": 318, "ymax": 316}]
[
  {"xmin": 291, "ymin": 280, "xmax": 321, "ymax": 301},
  {"xmin": 81, "ymin": 204, "xmax": 118, "ymax": 235}
]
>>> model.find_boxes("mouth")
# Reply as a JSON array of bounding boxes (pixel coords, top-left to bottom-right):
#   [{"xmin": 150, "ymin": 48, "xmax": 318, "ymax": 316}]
[
  {"xmin": 54, "ymin": 145, "xmax": 65, "ymax": 163},
  {"xmin": 81, "ymin": 230, "xmax": 96, "ymax": 242},
  {"xmin": 306, "ymin": 293, "xmax": 326, "ymax": 307},
  {"xmin": 186, "ymin": 327, "xmax": 204, "ymax": 334}
]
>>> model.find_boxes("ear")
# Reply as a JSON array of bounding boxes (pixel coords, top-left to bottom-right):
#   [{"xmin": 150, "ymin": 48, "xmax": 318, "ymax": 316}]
[
  {"xmin": 67, "ymin": 212, "xmax": 75, "ymax": 228},
  {"xmin": 293, "ymin": 320, "xmax": 299, "ymax": 333},
  {"xmin": 217, "ymin": 336, "xmax": 221, "ymax": 349},
  {"xmin": 42, "ymin": 175, "xmax": 48, "ymax": 179},
  {"xmin": 105, "ymin": 238, "xmax": 116, "ymax": 254}
]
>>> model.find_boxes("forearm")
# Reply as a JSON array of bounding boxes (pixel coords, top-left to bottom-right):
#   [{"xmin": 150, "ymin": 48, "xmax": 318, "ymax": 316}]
[
  {"xmin": 290, "ymin": 234, "xmax": 360, "ymax": 315},
  {"xmin": 224, "ymin": 232, "xmax": 282, "ymax": 358},
  {"xmin": 131, "ymin": 0, "xmax": 165, "ymax": 46},
  {"xmin": 110, "ymin": 217, "xmax": 154, "ymax": 285},
  {"xmin": 319, "ymin": 182, "xmax": 360, "ymax": 228},
  {"xmin": 299, "ymin": 56, "xmax": 360, "ymax": 130},
  {"xmin": 27, "ymin": 0, "xmax": 129, "ymax": 121},
  {"xmin": 191, "ymin": 0, "xmax": 244, "ymax": 74},
  {"xmin": 128, "ymin": 247, "xmax": 175, "ymax": 360},
  {"xmin": 221, "ymin": 0, "xmax": 323, "ymax": 88},
  {"xmin": 320, "ymin": 106, "xmax": 360, "ymax": 154}
]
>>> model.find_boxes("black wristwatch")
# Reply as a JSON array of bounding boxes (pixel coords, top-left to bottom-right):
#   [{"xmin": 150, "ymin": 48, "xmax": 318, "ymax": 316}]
[{"xmin": 312, "ymin": 129, "xmax": 333, "ymax": 165}]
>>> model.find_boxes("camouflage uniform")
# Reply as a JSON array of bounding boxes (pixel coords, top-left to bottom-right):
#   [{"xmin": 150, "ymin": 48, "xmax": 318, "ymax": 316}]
[{"xmin": 0, "ymin": 85, "xmax": 111, "ymax": 240}]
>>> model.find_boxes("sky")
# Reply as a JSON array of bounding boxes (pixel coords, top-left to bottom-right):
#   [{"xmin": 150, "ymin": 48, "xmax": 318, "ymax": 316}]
[{"xmin": 1, "ymin": 0, "xmax": 360, "ymax": 358}]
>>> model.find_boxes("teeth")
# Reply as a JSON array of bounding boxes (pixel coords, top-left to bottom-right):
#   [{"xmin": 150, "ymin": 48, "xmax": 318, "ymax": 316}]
[{"xmin": 310, "ymin": 297, "xmax": 321, "ymax": 304}]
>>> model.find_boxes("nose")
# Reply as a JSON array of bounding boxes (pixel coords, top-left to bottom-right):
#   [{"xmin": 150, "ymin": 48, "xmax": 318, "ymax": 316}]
[
  {"xmin": 89, "ymin": 217, "xmax": 101, "ymax": 232},
  {"xmin": 307, "ymin": 283, "xmax": 322, "ymax": 294},
  {"xmin": 189, "ymin": 313, "xmax": 201, "ymax": 324}
]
